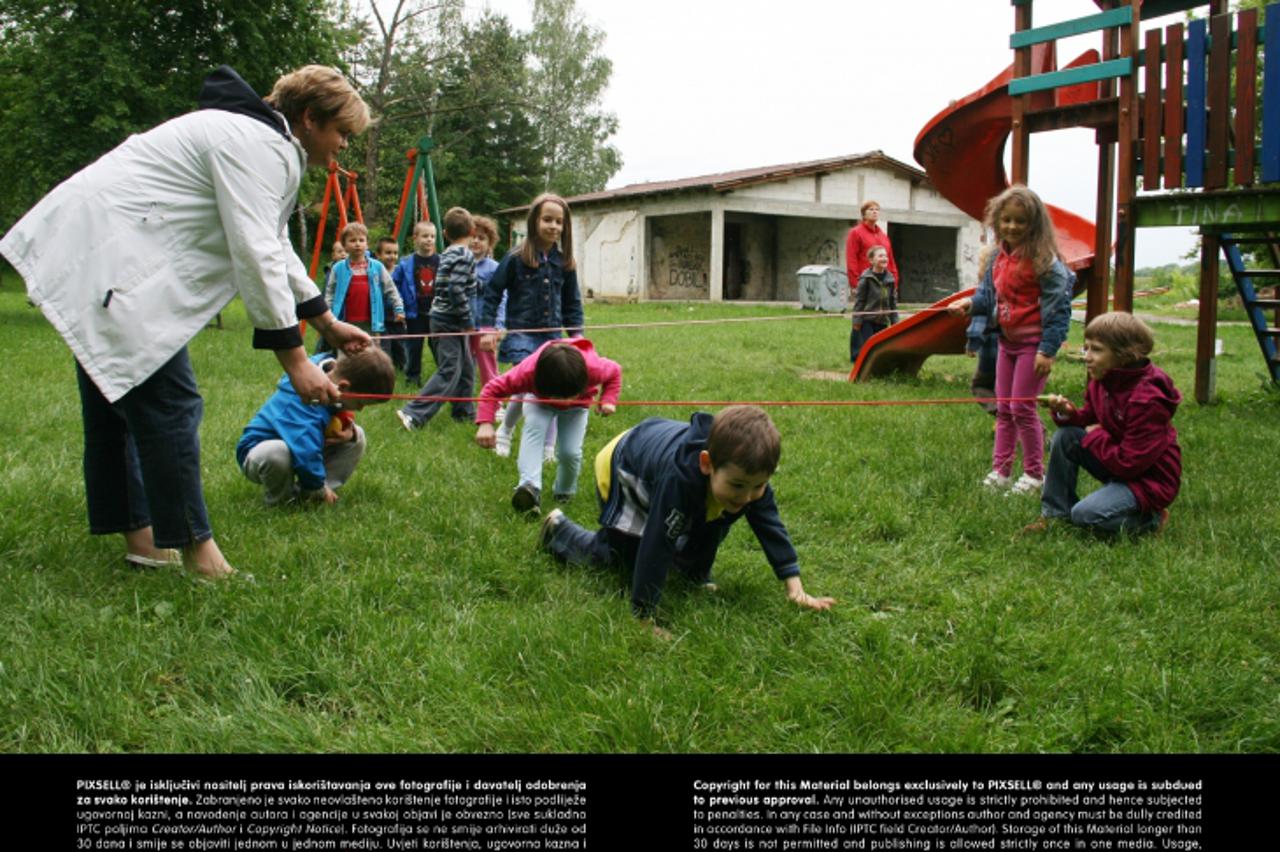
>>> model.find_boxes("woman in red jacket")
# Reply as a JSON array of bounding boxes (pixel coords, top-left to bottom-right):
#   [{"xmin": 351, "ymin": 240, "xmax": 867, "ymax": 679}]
[
  {"xmin": 1025, "ymin": 313, "xmax": 1182, "ymax": 535},
  {"xmin": 845, "ymin": 200, "xmax": 900, "ymax": 361}
]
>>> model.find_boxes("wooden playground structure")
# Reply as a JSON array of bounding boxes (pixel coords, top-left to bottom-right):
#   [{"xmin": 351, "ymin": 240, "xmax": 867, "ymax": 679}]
[{"xmin": 1007, "ymin": 0, "xmax": 1280, "ymax": 401}]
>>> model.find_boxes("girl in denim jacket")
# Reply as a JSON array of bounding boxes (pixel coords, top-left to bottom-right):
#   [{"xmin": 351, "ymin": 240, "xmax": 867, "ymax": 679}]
[
  {"xmin": 949, "ymin": 185, "xmax": 1074, "ymax": 495},
  {"xmin": 477, "ymin": 193, "xmax": 585, "ymax": 458}
]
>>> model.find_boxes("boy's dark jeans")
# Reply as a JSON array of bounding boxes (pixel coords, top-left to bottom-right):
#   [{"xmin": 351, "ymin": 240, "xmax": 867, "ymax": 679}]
[
  {"xmin": 402, "ymin": 315, "xmax": 429, "ymax": 383},
  {"xmin": 76, "ymin": 347, "xmax": 212, "ymax": 548},
  {"xmin": 547, "ymin": 516, "xmax": 715, "ymax": 615}
]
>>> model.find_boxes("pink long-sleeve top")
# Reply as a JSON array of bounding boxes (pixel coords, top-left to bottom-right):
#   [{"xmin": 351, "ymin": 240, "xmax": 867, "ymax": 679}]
[{"xmin": 475, "ymin": 337, "xmax": 622, "ymax": 424}]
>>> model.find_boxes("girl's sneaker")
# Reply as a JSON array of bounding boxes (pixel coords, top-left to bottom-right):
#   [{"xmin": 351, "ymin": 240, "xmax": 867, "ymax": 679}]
[
  {"xmin": 1007, "ymin": 473, "xmax": 1044, "ymax": 495},
  {"xmin": 494, "ymin": 429, "xmax": 512, "ymax": 457},
  {"xmin": 981, "ymin": 470, "xmax": 1012, "ymax": 491}
]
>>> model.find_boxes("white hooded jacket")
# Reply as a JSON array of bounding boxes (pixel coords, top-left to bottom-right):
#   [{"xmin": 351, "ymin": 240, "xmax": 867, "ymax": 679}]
[{"xmin": 0, "ymin": 69, "xmax": 322, "ymax": 402}]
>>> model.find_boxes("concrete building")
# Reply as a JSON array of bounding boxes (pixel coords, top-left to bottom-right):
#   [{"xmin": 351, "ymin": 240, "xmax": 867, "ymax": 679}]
[{"xmin": 501, "ymin": 151, "xmax": 984, "ymax": 304}]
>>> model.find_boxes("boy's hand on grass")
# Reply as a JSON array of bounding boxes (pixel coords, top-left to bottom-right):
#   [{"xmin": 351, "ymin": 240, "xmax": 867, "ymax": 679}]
[
  {"xmin": 475, "ymin": 423, "xmax": 496, "ymax": 448},
  {"xmin": 785, "ymin": 577, "xmax": 836, "ymax": 611},
  {"xmin": 304, "ymin": 487, "xmax": 339, "ymax": 505}
]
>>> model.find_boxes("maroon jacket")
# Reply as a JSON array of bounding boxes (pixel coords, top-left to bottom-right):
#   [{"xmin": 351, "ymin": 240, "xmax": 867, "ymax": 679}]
[{"xmin": 1052, "ymin": 361, "xmax": 1182, "ymax": 512}]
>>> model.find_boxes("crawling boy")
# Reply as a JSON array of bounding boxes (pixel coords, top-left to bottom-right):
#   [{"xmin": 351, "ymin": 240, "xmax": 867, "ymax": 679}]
[
  {"xmin": 237, "ymin": 347, "xmax": 395, "ymax": 505},
  {"xmin": 539, "ymin": 405, "xmax": 836, "ymax": 629}
]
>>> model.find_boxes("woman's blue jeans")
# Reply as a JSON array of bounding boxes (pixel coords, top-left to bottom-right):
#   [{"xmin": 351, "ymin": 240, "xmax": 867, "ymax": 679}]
[{"xmin": 76, "ymin": 347, "xmax": 211, "ymax": 548}]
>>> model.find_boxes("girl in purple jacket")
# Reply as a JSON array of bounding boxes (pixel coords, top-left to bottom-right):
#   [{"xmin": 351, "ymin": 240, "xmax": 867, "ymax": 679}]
[{"xmin": 1024, "ymin": 313, "xmax": 1182, "ymax": 535}]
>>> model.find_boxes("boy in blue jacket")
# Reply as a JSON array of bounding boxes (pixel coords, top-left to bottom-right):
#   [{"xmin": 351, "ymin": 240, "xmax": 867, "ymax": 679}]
[
  {"xmin": 237, "ymin": 347, "xmax": 395, "ymax": 505},
  {"xmin": 539, "ymin": 405, "xmax": 836, "ymax": 633}
]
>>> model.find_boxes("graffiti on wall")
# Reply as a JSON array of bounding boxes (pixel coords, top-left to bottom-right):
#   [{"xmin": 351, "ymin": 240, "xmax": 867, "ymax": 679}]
[
  {"xmin": 668, "ymin": 247, "xmax": 707, "ymax": 290},
  {"xmin": 806, "ymin": 238, "xmax": 840, "ymax": 267}
]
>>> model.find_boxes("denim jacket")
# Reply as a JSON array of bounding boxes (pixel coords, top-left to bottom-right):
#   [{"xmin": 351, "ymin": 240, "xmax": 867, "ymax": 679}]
[
  {"xmin": 479, "ymin": 246, "xmax": 583, "ymax": 364},
  {"xmin": 967, "ymin": 252, "xmax": 1074, "ymax": 358}
]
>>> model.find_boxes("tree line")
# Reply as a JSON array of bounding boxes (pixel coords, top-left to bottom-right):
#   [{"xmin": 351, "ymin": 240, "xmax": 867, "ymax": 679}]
[{"xmin": 0, "ymin": 0, "xmax": 621, "ymax": 255}]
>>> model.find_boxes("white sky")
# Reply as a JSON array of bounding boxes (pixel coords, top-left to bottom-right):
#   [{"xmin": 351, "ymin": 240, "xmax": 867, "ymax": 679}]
[{"xmin": 472, "ymin": 0, "xmax": 1200, "ymax": 268}]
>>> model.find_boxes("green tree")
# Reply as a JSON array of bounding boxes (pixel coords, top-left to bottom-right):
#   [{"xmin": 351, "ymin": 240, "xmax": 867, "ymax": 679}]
[
  {"xmin": 340, "ymin": 0, "xmax": 465, "ymax": 225},
  {"xmin": 429, "ymin": 12, "xmax": 543, "ymax": 237},
  {"xmin": 526, "ymin": 0, "xmax": 622, "ymax": 196},
  {"xmin": 0, "ymin": 0, "xmax": 349, "ymax": 233}
]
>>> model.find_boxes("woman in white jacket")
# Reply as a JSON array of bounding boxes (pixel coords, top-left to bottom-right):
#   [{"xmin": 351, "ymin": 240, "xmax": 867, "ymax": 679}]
[{"xmin": 0, "ymin": 65, "xmax": 372, "ymax": 579}]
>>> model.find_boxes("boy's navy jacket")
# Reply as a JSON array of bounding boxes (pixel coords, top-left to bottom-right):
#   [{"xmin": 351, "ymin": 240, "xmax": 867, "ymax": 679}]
[
  {"xmin": 603, "ymin": 413, "xmax": 801, "ymax": 616},
  {"xmin": 479, "ymin": 246, "xmax": 583, "ymax": 361},
  {"xmin": 235, "ymin": 354, "xmax": 338, "ymax": 491}
]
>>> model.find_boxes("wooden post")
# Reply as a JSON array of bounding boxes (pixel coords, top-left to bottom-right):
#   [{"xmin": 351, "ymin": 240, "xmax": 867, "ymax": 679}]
[
  {"xmin": 1091, "ymin": 15, "xmax": 1122, "ymax": 322},
  {"xmin": 1010, "ymin": 1, "xmax": 1033, "ymax": 185},
  {"xmin": 1195, "ymin": 232, "xmax": 1220, "ymax": 404},
  {"xmin": 1113, "ymin": 0, "xmax": 1142, "ymax": 313}
]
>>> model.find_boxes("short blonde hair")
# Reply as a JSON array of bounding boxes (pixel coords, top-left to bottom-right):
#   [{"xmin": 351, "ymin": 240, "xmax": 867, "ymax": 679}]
[
  {"xmin": 265, "ymin": 65, "xmax": 370, "ymax": 134},
  {"xmin": 1084, "ymin": 312, "xmax": 1155, "ymax": 366},
  {"xmin": 340, "ymin": 221, "xmax": 368, "ymax": 242}
]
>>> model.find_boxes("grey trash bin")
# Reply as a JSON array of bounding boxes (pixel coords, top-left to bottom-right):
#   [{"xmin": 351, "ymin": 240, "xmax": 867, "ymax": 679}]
[{"xmin": 796, "ymin": 265, "xmax": 848, "ymax": 312}]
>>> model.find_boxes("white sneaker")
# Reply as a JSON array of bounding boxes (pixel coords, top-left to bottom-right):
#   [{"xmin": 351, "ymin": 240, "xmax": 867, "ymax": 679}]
[
  {"xmin": 494, "ymin": 430, "xmax": 512, "ymax": 457},
  {"xmin": 1007, "ymin": 474, "xmax": 1044, "ymax": 495},
  {"xmin": 396, "ymin": 409, "xmax": 416, "ymax": 432},
  {"xmin": 981, "ymin": 470, "xmax": 1012, "ymax": 491}
]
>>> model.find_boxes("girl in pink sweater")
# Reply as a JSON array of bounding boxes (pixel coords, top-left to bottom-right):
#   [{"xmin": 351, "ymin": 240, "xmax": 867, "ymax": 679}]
[{"xmin": 475, "ymin": 338, "xmax": 621, "ymax": 513}]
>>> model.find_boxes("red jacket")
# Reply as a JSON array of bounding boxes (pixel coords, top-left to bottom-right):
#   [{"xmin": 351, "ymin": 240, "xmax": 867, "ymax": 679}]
[
  {"xmin": 845, "ymin": 222, "xmax": 899, "ymax": 293},
  {"xmin": 476, "ymin": 337, "xmax": 621, "ymax": 424},
  {"xmin": 1053, "ymin": 361, "xmax": 1182, "ymax": 512}
]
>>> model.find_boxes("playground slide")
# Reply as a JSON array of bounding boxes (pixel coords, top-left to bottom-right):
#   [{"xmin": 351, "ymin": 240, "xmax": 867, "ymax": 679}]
[{"xmin": 850, "ymin": 46, "xmax": 1099, "ymax": 380}]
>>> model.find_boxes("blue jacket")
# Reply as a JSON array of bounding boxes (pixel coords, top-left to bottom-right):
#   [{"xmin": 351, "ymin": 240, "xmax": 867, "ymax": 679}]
[
  {"xmin": 235, "ymin": 354, "xmax": 337, "ymax": 491},
  {"xmin": 966, "ymin": 252, "xmax": 1074, "ymax": 358},
  {"xmin": 325, "ymin": 253, "xmax": 399, "ymax": 332},
  {"xmin": 391, "ymin": 255, "xmax": 422, "ymax": 318},
  {"xmin": 479, "ymin": 246, "xmax": 583, "ymax": 364},
  {"xmin": 600, "ymin": 413, "xmax": 801, "ymax": 616}
]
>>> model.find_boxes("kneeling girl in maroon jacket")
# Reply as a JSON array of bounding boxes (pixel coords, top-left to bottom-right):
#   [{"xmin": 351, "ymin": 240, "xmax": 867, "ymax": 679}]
[{"xmin": 1025, "ymin": 312, "xmax": 1181, "ymax": 535}]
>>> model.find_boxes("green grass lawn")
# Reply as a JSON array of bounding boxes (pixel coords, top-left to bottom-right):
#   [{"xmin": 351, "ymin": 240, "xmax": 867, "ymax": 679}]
[{"xmin": 1, "ymin": 277, "xmax": 1277, "ymax": 754}]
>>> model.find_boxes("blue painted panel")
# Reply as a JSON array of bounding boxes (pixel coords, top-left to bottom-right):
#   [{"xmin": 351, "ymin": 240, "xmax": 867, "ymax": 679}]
[
  {"xmin": 1186, "ymin": 19, "xmax": 1207, "ymax": 188},
  {"xmin": 1264, "ymin": 4, "xmax": 1280, "ymax": 182}
]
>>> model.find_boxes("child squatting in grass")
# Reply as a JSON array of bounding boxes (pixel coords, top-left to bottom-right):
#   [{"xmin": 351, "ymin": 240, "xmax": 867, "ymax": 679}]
[
  {"xmin": 1025, "ymin": 312, "xmax": 1182, "ymax": 535},
  {"xmin": 237, "ymin": 347, "xmax": 396, "ymax": 506},
  {"xmin": 473, "ymin": 337, "xmax": 622, "ymax": 514},
  {"xmin": 538, "ymin": 404, "xmax": 836, "ymax": 634}
]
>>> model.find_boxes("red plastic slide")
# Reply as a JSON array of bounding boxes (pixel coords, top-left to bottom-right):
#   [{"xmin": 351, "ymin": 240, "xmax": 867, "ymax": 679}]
[{"xmin": 849, "ymin": 45, "xmax": 1099, "ymax": 380}]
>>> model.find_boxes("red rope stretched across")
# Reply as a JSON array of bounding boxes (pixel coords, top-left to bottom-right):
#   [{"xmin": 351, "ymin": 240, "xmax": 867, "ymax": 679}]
[
  {"xmin": 339, "ymin": 392, "xmax": 1039, "ymax": 408},
  {"xmin": 372, "ymin": 306, "xmax": 947, "ymax": 341}
]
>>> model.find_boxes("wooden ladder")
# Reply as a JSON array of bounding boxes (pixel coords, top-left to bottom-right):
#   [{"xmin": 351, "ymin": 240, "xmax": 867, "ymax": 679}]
[{"xmin": 1220, "ymin": 234, "xmax": 1280, "ymax": 384}]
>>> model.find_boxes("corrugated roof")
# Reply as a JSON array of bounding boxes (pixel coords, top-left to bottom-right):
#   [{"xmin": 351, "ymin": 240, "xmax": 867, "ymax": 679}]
[{"xmin": 499, "ymin": 150, "xmax": 929, "ymax": 214}]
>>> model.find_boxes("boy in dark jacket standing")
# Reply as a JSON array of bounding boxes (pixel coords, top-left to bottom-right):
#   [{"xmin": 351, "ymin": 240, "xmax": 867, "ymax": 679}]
[
  {"xmin": 850, "ymin": 245, "xmax": 899, "ymax": 362},
  {"xmin": 539, "ymin": 405, "xmax": 836, "ymax": 635},
  {"xmin": 1025, "ymin": 313, "xmax": 1181, "ymax": 535}
]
